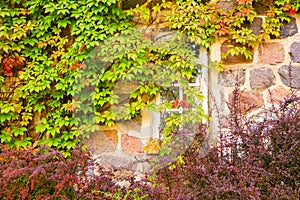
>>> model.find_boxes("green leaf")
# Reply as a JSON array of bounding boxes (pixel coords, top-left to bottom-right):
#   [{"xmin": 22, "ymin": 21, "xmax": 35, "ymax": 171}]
[
  {"xmin": 57, "ymin": 19, "xmax": 70, "ymax": 28},
  {"xmin": 36, "ymin": 123, "xmax": 48, "ymax": 133},
  {"xmin": 11, "ymin": 126, "xmax": 27, "ymax": 137},
  {"xmin": 34, "ymin": 103, "xmax": 45, "ymax": 112},
  {"xmin": 0, "ymin": 131, "xmax": 12, "ymax": 143}
]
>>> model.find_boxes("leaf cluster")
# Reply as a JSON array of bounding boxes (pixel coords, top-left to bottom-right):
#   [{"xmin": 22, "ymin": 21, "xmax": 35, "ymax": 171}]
[
  {"xmin": 167, "ymin": 0, "xmax": 299, "ymax": 60},
  {"xmin": 0, "ymin": 0, "xmax": 132, "ymax": 153},
  {"xmin": 0, "ymin": 144, "xmax": 159, "ymax": 199}
]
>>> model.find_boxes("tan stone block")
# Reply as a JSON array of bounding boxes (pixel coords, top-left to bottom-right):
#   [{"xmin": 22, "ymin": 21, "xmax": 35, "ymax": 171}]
[
  {"xmin": 259, "ymin": 43, "xmax": 284, "ymax": 65},
  {"xmin": 228, "ymin": 90, "xmax": 264, "ymax": 114},
  {"xmin": 218, "ymin": 69, "xmax": 246, "ymax": 87},
  {"xmin": 267, "ymin": 86, "xmax": 290, "ymax": 105},
  {"xmin": 83, "ymin": 130, "xmax": 118, "ymax": 154},
  {"xmin": 121, "ymin": 134, "xmax": 143, "ymax": 154}
]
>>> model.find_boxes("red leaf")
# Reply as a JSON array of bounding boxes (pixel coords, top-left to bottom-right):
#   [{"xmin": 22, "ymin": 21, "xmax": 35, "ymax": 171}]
[
  {"xmin": 179, "ymin": 100, "xmax": 189, "ymax": 108},
  {"xmin": 8, "ymin": 58, "xmax": 14, "ymax": 64},
  {"xmin": 2, "ymin": 58, "xmax": 8, "ymax": 64},
  {"xmin": 289, "ymin": 9, "xmax": 297, "ymax": 14},
  {"xmin": 15, "ymin": 60, "xmax": 22, "ymax": 66},
  {"xmin": 4, "ymin": 71, "xmax": 13, "ymax": 76},
  {"xmin": 172, "ymin": 100, "xmax": 179, "ymax": 109}
]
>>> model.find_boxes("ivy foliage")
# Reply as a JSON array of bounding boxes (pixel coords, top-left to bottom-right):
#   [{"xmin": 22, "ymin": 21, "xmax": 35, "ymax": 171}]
[
  {"xmin": 0, "ymin": 0, "xmax": 299, "ymax": 154},
  {"xmin": 74, "ymin": 30, "xmax": 205, "ymax": 140},
  {"xmin": 0, "ymin": 0, "xmax": 205, "ymax": 154},
  {"xmin": 165, "ymin": 0, "xmax": 299, "ymax": 60},
  {"xmin": 0, "ymin": 0, "xmax": 133, "ymax": 155}
]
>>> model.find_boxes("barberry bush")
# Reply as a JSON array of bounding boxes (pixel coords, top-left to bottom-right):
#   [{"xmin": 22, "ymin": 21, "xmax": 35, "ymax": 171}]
[
  {"xmin": 1, "ymin": 90, "xmax": 299, "ymax": 199},
  {"xmin": 0, "ymin": 144, "xmax": 160, "ymax": 199},
  {"xmin": 153, "ymin": 89, "xmax": 300, "ymax": 199}
]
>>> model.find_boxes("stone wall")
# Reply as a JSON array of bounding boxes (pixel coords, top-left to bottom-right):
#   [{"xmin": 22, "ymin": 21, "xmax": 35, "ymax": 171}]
[
  {"xmin": 84, "ymin": 30, "xmax": 209, "ymax": 172},
  {"xmin": 85, "ymin": 4, "xmax": 300, "ymax": 171},
  {"xmin": 210, "ymin": 7, "xmax": 300, "ymax": 133},
  {"xmin": 3, "ymin": 0, "xmax": 298, "ymax": 173}
]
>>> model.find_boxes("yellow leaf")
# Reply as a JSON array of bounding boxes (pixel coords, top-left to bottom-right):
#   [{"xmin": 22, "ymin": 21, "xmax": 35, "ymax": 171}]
[{"xmin": 144, "ymin": 138, "xmax": 161, "ymax": 154}]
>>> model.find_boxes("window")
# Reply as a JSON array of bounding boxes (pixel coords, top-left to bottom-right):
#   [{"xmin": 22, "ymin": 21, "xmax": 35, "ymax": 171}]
[{"xmin": 144, "ymin": 44, "xmax": 209, "ymax": 140}]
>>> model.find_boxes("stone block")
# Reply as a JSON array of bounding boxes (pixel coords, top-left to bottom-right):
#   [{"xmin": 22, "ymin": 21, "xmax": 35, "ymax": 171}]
[
  {"xmin": 267, "ymin": 86, "xmax": 290, "ymax": 105},
  {"xmin": 83, "ymin": 130, "xmax": 118, "ymax": 154},
  {"xmin": 248, "ymin": 17, "xmax": 262, "ymax": 35},
  {"xmin": 250, "ymin": 68, "xmax": 275, "ymax": 89},
  {"xmin": 218, "ymin": 69, "xmax": 246, "ymax": 87},
  {"xmin": 96, "ymin": 154, "xmax": 135, "ymax": 170},
  {"xmin": 259, "ymin": 42, "xmax": 284, "ymax": 65},
  {"xmin": 278, "ymin": 65, "xmax": 300, "ymax": 88},
  {"xmin": 221, "ymin": 40, "xmax": 253, "ymax": 65},
  {"xmin": 96, "ymin": 154, "xmax": 154, "ymax": 172},
  {"xmin": 218, "ymin": 0, "xmax": 236, "ymax": 12},
  {"xmin": 228, "ymin": 90, "xmax": 264, "ymax": 114},
  {"xmin": 280, "ymin": 17, "xmax": 298, "ymax": 38},
  {"xmin": 289, "ymin": 41, "xmax": 300, "ymax": 63},
  {"xmin": 121, "ymin": 134, "xmax": 143, "ymax": 154},
  {"xmin": 253, "ymin": 0, "xmax": 274, "ymax": 15}
]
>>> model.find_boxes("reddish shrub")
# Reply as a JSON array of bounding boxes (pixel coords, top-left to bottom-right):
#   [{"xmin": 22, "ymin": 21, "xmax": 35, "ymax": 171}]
[
  {"xmin": 154, "ymin": 89, "xmax": 300, "ymax": 199},
  {"xmin": 1, "ymin": 89, "xmax": 299, "ymax": 199},
  {"xmin": 0, "ymin": 145, "xmax": 160, "ymax": 200}
]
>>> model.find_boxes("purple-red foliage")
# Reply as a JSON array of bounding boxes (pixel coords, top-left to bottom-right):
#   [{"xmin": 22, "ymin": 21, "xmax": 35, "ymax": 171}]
[
  {"xmin": 0, "ymin": 88, "xmax": 299, "ymax": 200},
  {"xmin": 0, "ymin": 145, "xmax": 105, "ymax": 199},
  {"xmin": 0, "ymin": 145, "xmax": 159, "ymax": 200},
  {"xmin": 154, "ymin": 88, "xmax": 300, "ymax": 199}
]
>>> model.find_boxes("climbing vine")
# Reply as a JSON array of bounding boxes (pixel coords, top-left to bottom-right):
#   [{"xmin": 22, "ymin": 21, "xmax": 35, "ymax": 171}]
[
  {"xmin": 0, "ymin": 0, "xmax": 133, "ymax": 155},
  {"xmin": 0, "ymin": 0, "xmax": 299, "ymax": 154},
  {"xmin": 165, "ymin": 0, "xmax": 299, "ymax": 61}
]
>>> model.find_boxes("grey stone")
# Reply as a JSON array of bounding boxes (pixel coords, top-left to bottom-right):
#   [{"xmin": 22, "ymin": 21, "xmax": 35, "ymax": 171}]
[
  {"xmin": 218, "ymin": 1, "xmax": 236, "ymax": 12},
  {"xmin": 249, "ymin": 17, "xmax": 263, "ymax": 35},
  {"xmin": 250, "ymin": 68, "xmax": 275, "ymax": 89},
  {"xmin": 289, "ymin": 41, "xmax": 300, "ymax": 63},
  {"xmin": 96, "ymin": 154, "xmax": 135, "ymax": 170},
  {"xmin": 278, "ymin": 65, "xmax": 300, "ymax": 88},
  {"xmin": 96, "ymin": 154, "xmax": 157, "ymax": 172},
  {"xmin": 280, "ymin": 18, "xmax": 298, "ymax": 38},
  {"xmin": 219, "ymin": 69, "xmax": 246, "ymax": 87}
]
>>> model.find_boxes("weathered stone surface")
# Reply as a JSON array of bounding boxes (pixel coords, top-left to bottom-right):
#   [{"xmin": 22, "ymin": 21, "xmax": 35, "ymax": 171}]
[
  {"xmin": 219, "ymin": 69, "xmax": 246, "ymax": 87},
  {"xmin": 267, "ymin": 86, "xmax": 290, "ymax": 104},
  {"xmin": 228, "ymin": 90, "xmax": 264, "ymax": 114},
  {"xmin": 116, "ymin": 119, "xmax": 142, "ymax": 137},
  {"xmin": 248, "ymin": 17, "xmax": 263, "ymax": 35},
  {"xmin": 289, "ymin": 41, "xmax": 300, "ymax": 63},
  {"xmin": 259, "ymin": 42, "xmax": 285, "ymax": 65},
  {"xmin": 278, "ymin": 65, "xmax": 300, "ymax": 88},
  {"xmin": 96, "ymin": 154, "xmax": 135, "ymax": 170},
  {"xmin": 218, "ymin": 0, "xmax": 236, "ymax": 12},
  {"xmin": 96, "ymin": 154, "xmax": 157, "ymax": 172},
  {"xmin": 250, "ymin": 68, "xmax": 275, "ymax": 89},
  {"xmin": 83, "ymin": 130, "xmax": 118, "ymax": 154},
  {"xmin": 280, "ymin": 17, "xmax": 298, "ymax": 38},
  {"xmin": 221, "ymin": 40, "xmax": 253, "ymax": 64},
  {"xmin": 153, "ymin": 31, "xmax": 174, "ymax": 43},
  {"xmin": 121, "ymin": 134, "xmax": 143, "ymax": 154},
  {"xmin": 253, "ymin": 0, "xmax": 274, "ymax": 15}
]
